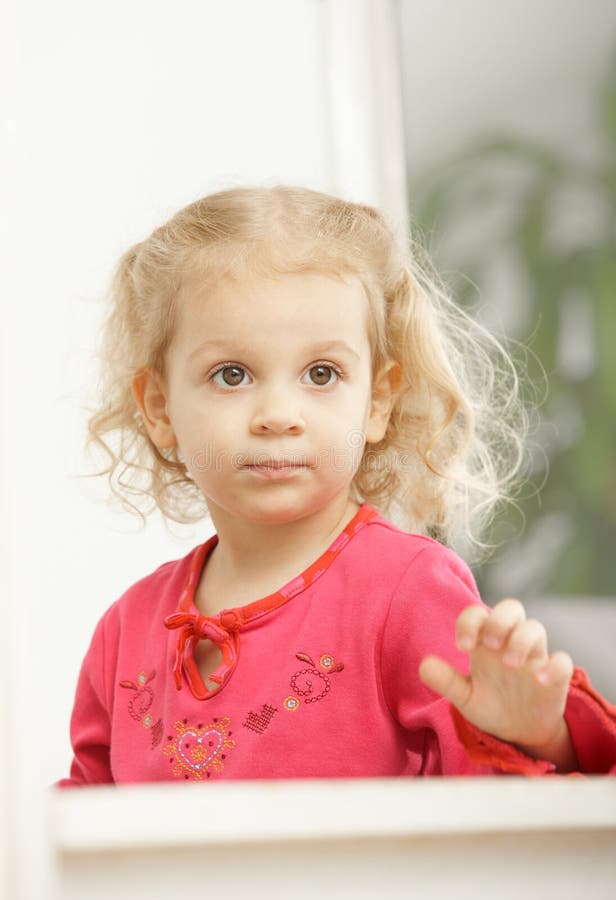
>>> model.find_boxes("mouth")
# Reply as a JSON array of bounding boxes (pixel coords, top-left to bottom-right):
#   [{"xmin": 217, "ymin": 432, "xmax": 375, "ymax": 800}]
[
  {"xmin": 242, "ymin": 459, "xmax": 311, "ymax": 479},
  {"xmin": 242, "ymin": 455, "xmax": 312, "ymax": 468}
]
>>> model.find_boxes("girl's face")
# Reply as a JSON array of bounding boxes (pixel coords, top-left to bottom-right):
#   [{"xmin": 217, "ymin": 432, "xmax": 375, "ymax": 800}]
[{"xmin": 136, "ymin": 271, "xmax": 396, "ymax": 526}]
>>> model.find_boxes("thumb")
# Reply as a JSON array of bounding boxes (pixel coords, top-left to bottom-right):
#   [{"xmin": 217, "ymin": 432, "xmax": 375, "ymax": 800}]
[{"xmin": 419, "ymin": 655, "xmax": 472, "ymax": 710}]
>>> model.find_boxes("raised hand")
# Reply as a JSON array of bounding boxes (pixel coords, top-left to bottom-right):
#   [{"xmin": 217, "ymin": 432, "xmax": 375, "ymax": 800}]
[{"xmin": 419, "ymin": 598, "xmax": 578, "ymax": 771}]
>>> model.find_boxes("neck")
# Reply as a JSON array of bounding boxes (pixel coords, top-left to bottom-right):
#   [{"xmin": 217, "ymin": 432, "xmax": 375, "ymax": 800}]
[{"xmin": 198, "ymin": 493, "xmax": 361, "ymax": 611}]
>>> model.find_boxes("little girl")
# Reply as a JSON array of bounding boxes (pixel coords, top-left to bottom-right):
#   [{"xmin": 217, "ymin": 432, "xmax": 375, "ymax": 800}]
[{"xmin": 60, "ymin": 185, "xmax": 615, "ymax": 785}]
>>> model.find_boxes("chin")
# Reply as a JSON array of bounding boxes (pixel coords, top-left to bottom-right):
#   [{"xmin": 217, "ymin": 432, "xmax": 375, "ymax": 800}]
[
  {"xmin": 238, "ymin": 493, "xmax": 333, "ymax": 526},
  {"xmin": 207, "ymin": 481, "xmax": 352, "ymax": 527},
  {"xmin": 246, "ymin": 504, "xmax": 313, "ymax": 526}
]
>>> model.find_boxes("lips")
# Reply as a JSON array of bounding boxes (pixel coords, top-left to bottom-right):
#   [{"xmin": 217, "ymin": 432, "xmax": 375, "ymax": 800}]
[
  {"xmin": 241, "ymin": 456, "xmax": 312, "ymax": 468},
  {"xmin": 247, "ymin": 460, "xmax": 307, "ymax": 469},
  {"xmin": 242, "ymin": 459, "xmax": 311, "ymax": 480}
]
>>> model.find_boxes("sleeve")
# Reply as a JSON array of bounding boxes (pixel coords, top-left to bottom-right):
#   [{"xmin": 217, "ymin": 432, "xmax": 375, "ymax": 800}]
[
  {"xmin": 448, "ymin": 669, "xmax": 616, "ymax": 775},
  {"xmin": 563, "ymin": 669, "xmax": 616, "ymax": 773},
  {"xmin": 379, "ymin": 542, "xmax": 616, "ymax": 776},
  {"xmin": 56, "ymin": 612, "xmax": 115, "ymax": 787}
]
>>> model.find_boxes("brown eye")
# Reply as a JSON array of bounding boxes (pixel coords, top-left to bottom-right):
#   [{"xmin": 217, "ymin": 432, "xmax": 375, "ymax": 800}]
[
  {"xmin": 212, "ymin": 365, "xmax": 247, "ymax": 387},
  {"xmin": 307, "ymin": 364, "xmax": 336, "ymax": 386}
]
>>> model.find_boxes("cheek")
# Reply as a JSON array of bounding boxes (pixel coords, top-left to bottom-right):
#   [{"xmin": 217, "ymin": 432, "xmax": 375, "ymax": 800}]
[
  {"xmin": 312, "ymin": 392, "xmax": 372, "ymax": 440},
  {"xmin": 334, "ymin": 384, "xmax": 373, "ymax": 426},
  {"xmin": 171, "ymin": 392, "xmax": 233, "ymax": 441}
]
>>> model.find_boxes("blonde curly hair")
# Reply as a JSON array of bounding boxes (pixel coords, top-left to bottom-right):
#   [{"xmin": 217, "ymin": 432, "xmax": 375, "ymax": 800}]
[{"xmin": 86, "ymin": 184, "xmax": 526, "ymax": 558}]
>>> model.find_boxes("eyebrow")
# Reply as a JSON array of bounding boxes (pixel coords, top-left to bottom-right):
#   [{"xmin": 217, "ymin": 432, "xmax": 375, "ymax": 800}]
[{"xmin": 188, "ymin": 339, "xmax": 361, "ymax": 362}]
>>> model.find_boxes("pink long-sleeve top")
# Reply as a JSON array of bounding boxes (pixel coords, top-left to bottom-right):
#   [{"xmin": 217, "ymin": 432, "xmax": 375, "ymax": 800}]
[{"xmin": 59, "ymin": 505, "xmax": 616, "ymax": 785}]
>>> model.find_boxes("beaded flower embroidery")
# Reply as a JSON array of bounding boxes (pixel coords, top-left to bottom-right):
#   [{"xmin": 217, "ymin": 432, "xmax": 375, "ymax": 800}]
[
  {"xmin": 119, "ymin": 670, "xmax": 164, "ymax": 749},
  {"xmin": 283, "ymin": 651, "xmax": 344, "ymax": 712}
]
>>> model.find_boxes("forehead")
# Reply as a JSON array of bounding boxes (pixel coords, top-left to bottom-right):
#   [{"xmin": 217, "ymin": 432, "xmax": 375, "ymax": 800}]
[{"xmin": 173, "ymin": 271, "xmax": 371, "ymax": 350}]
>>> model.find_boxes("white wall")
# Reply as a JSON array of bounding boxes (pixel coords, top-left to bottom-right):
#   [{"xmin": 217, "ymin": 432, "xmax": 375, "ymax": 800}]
[
  {"xmin": 0, "ymin": 2, "xmax": 311, "ymax": 896},
  {"xmin": 2, "ymin": 2, "xmax": 406, "ymax": 897},
  {"xmin": 6, "ymin": 0, "xmax": 336, "ymax": 791},
  {"xmin": 4, "ymin": 1, "xmax": 336, "ymax": 894}
]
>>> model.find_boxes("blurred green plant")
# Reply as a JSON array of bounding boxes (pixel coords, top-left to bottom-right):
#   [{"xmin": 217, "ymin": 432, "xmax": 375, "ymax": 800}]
[{"xmin": 411, "ymin": 58, "xmax": 616, "ymax": 598}]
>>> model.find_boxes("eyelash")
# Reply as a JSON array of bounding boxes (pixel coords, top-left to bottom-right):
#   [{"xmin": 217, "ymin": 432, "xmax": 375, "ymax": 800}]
[{"xmin": 207, "ymin": 361, "xmax": 346, "ymax": 388}]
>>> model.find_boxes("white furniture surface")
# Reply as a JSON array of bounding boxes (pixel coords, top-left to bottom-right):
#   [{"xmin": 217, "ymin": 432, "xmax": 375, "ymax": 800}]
[{"xmin": 50, "ymin": 777, "xmax": 616, "ymax": 899}]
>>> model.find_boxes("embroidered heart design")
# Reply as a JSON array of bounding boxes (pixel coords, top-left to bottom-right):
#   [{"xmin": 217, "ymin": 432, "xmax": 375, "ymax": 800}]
[{"xmin": 177, "ymin": 729, "xmax": 223, "ymax": 771}]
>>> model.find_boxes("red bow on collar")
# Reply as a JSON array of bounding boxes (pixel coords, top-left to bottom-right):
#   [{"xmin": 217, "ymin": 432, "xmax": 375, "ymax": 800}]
[{"xmin": 164, "ymin": 610, "xmax": 241, "ymax": 692}]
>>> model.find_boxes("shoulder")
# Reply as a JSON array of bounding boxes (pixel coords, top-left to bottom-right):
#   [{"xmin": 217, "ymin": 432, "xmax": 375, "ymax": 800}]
[
  {"xmin": 96, "ymin": 540, "xmax": 207, "ymax": 636},
  {"xmin": 356, "ymin": 508, "xmax": 477, "ymax": 593},
  {"xmin": 368, "ymin": 513, "xmax": 485, "ymax": 678}
]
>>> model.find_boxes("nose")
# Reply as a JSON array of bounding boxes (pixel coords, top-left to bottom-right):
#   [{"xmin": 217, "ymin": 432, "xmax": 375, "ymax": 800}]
[{"xmin": 249, "ymin": 385, "xmax": 305, "ymax": 435}]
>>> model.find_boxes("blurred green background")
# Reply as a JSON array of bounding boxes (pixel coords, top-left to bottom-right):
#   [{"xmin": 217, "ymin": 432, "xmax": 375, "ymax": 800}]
[{"xmin": 409, "ymin": 55, "xmax": 616, "ymax": 600}]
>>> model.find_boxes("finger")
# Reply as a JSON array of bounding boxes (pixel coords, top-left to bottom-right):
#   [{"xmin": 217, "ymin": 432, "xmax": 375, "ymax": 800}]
[
  {"xmin": 534, "ymin": 651, "xmax": 574, "ymax": 687},
  {"xmin": 480, "ymin": 598, "xmax": 526, "ymax": 650},
  {"xmin": 455, "ymin": 605, "xmax": 489, "ymax": 652},
  {"xmin": 502, "ymin": 618, "xmax": 548, "ymax": 668},
  {"xmin": 419, "ymin": 655, "xmax": 472, "ymax": 710}
]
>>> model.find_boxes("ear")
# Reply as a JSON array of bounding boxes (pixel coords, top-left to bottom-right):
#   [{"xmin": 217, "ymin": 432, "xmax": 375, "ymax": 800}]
[
  {"xmin": 131, "ymin": 368, "xmax": 177, "ymax": 449},
  {"xmin": 365, "ymin": 361, "xmax": 401, "ymax": 445}
]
